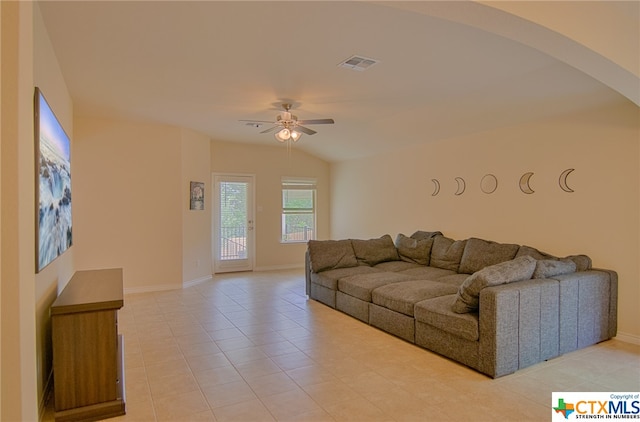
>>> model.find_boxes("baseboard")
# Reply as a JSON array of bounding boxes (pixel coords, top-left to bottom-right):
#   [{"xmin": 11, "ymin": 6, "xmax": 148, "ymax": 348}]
[
  {"xmin": 253, "ymin": 264, "xmax": 304, "ymax": 272},
  {"xmin": 124, "ymin": 283, "xmax": 182, "ymax": 294},
  {"xmin": 39, "ymin": 370, "xmax": 53, "ymax": 421},
  {"xmin": 614, "ymin": 332, "xmax": 640, "ymax": 345},
  {"xmin": 183, "ymin": 275, "xmax": 213, "ymax": 288}
]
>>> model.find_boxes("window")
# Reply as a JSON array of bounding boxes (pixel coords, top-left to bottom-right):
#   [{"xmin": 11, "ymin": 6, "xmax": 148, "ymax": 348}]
[{"xmin": 281, "ymin": 178, "xmax": 316, "ymax": 243}]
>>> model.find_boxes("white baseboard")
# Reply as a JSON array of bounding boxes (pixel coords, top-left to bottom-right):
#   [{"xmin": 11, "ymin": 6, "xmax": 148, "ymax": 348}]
[
  {"xmin": 253, "ymin": 264, "xmax": 304, "ymax": 272},
  {"xmin": 184, "ymin": 275, "xmax": 213, "ymax": 288},
  {"xmin": 614, "ymin": 332, "xmax": 640, "ymax": 345}
]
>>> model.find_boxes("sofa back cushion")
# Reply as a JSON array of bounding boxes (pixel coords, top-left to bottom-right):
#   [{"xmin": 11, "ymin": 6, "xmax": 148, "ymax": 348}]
[
  {"xmin": 516, "ymin": 245, "xmax": 592, "ymax": 272},
  {"xmin": 430, "ymin": 236, "xmax": 467, "ymax": 272},
  {"xmin": 308, "ymin": 240, "xmax": 358, "ymax": 272},
  {"xmin": 452, "ymin": 255, "xmax": 537, "ymax": 313},
  {"xmin": 532, "ymin": 259, "xmax": 576, "ymax": 279},
  {"xmin": 458, "ymin": 237, "xmax": 520, "ymax": 274},
  {"xmin": 395, "ymin": 234, "xmax": 433, "ymax": 266},
  {"xmin": 351, "ymin": 234, "xmax": 400, "ymax": 266},
  {"xmin": 409, "ymin": 230, "xmax": 443, "ymax": 241}
]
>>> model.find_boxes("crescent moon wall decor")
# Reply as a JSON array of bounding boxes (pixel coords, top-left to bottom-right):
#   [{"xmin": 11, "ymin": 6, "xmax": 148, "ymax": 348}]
[
  {"xmin": 480, "ymin": 174, "xmax": 498, "ymax": 194},
  {"xmin": 454, "ymin": 177, "xmax": 466, "ymax": 196},
  {"xmin": 519, "ymin": 172, "xmax": 535, "ymax": 194},
  {"xmin": 431, "ymin": 179, "xmax": 440, "ymax": 196},
  {"xmin": 559, "ymin": 168, "xmax": 575, "ymax": 193}
]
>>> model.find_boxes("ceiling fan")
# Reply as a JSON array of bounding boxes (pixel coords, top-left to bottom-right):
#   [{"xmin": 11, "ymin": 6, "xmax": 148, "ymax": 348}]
[{"xmin": 240, "ymin": 103, "xmax": 334, "ymax": 143}]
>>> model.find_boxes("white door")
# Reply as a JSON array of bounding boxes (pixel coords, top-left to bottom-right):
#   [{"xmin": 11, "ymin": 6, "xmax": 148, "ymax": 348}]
[{"xmin": 213, "ymin": 175, "xmax": 254, "ymax": 273}]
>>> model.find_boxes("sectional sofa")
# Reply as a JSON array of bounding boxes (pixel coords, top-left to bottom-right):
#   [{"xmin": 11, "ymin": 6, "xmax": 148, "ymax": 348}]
[{"xmin": 305, "ymin": 231, "xmax": 618, "ymax": 378}]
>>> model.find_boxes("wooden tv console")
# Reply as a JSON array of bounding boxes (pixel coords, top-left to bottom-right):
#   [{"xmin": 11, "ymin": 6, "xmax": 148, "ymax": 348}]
[{"xmin": 51, "ymin": 268, "xmax": 125, "ymax": 422}]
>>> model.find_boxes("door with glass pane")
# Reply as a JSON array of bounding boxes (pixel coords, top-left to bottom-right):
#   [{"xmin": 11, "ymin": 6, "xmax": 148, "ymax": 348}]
[{"xmin": 213, "ymin": 175, "xmax": 254, "ymax": 273}]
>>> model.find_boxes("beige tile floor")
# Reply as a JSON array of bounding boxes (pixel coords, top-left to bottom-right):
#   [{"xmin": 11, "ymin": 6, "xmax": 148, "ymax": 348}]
[{"xmin": 46, "ymin": 269, "xmax": 640, "ymax": 421}]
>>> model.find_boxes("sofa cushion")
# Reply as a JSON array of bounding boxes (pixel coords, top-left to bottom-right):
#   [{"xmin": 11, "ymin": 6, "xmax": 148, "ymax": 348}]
[
  {"xmin": 516, "ymin": 245, "xmax": 592, "ymax": 272},
  {"xmin": 372, "ymin": 280, "xmax": 459, "ymax": 316},
  {"xmin": 310, "ymin": 266, "xmax": 382, "ymax": 290},
  {"xmin": 308, "ymin": 240, "xmax": 358, "ymax": 272},
  {"xmin": 339, "ymin": 272, "xmax": 415, "ymax": 302},
  {"xmin": 430, "ymin": 236, "xmax": 467, "ymax": 272},
  {"xmin": 374, "ymin": 260, "xmax": 423, "ymax": 272},
  {"xmin": 533, "ymin": 259, "xmax": 576, "ymax": 279},
  {"xmin": 414, "ymin": 295, "xmax": 480, "ymax": 341},
  {"xmin": 410, "ymin": 230, "xmax": 443, "ymax": 241},
  {"xmin": 458, "ymin": 237, "xmax": 520, "ymax": 274},
  {"xmin": 452, "ymin": 255, "xmax": 537, "ymax": 314},
  {"xmin": 395, "ymin": 233, "xmax": 433, "ymax": 266},
  {"xmin": 399, "ymin": 266, "xmax": 457, "ymax": 280},
  {"xmin": 351, "ymin": 235, "xmax": 400, "ymax": 266}
]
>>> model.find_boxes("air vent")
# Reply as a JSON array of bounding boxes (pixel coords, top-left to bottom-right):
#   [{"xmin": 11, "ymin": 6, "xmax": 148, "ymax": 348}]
[{"xmin": 338, "ymin": 55, "xmax": 379, "ymax": 71}]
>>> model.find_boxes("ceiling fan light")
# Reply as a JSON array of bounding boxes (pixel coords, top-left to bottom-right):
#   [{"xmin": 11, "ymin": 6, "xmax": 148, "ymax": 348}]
[
  {"xmin": 274, "ymin": 128, "xmax": 290, "ymax": 142},
  {"xmin": 290, "ymin": 130, "xmax": 302, "ymax": 142}
]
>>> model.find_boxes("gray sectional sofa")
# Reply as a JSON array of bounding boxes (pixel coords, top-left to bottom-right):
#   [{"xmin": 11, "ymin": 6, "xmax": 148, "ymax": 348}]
[{"xmin": 305, "ymin": 231, "xmax": 618, "ymax": 378}]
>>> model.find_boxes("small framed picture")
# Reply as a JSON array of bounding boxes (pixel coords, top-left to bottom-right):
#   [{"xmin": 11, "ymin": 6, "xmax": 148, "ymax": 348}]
[{"xmin": 190, "ymin": 181, "xmax": 204, "ymax": 210}]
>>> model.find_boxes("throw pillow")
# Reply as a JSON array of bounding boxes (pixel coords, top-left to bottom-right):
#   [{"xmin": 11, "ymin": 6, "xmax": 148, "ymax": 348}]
[
  {"xmin": 516, "ymin": 245, "xmax": 592, "ymax": 272},
  {"xmin": 351, "ymin": 234, "xmax": 400, "ymax": 266},
  {"xmin": 458, "ymin": 237, "xmax": 520, "ymax": 274},
  {"xmin": 430, "ymin": 236, "xmax": 467, "ymax": 272},
  {"xmin": 533, "ymin": 259, "xmax": 577, "ymax": 279},
  {"xmin": 452, "ymin": 255, "xmax": 537, "ymax": 314},
  {"xmin": 308, "ymin": 240, "xmax": 358, "ymax": 272},
  {"xmin": 410, "ymin": 230, "xmax": 443, "ymax": 241},
  {"xmin": 395, "ymin": 233, "xmax": 433, "ymax": 266}
]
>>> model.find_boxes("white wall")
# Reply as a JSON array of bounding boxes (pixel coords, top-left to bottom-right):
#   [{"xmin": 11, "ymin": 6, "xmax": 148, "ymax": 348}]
[
  {"xmin": 211, "ymin": 141, "xmax": 330, "ymax": 270},
  {"xmin": 331, "ymin": 102, "xmax": 640, "ymax": 342},
  {"xmin": 74, "ymin": 117, "xmax": 184, "ymax": 291},
  {"xmin": 181, "ymin": 128, "xmax": 213, "ymax": 285}
]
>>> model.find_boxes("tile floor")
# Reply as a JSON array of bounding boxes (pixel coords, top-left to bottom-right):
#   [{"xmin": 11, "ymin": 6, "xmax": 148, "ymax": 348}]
[{"xmin": 46, "ymin": 269, "xmax": 640, "ymax": 421}]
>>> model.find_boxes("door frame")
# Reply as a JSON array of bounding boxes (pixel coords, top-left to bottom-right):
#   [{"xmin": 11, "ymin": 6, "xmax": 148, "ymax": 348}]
[{"xmin": 211, "ymin": 173, "xmax": 256, "ymax": 273}]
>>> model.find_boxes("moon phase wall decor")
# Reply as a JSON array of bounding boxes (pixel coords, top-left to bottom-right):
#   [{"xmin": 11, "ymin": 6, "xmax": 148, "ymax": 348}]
[
  {"xmin": 429, "ymin": 169, "xmax": 576, "ymax": 197},
  {"xmin": 431, "ymin": 179, "xmax": 440, "ymax": 196},
  {"xmin": 559, "ymin": 168, "xmax": 575, "ymax": 193},
  {"xmin": 480, "ymin": 174, "xmax": 498, "ymax": 194},
  {"xmin": 454, "ymin": 177, "xmax": 466, "ymax": 196},
  {"xmin": 519, "ymin": 172, "xmax": 535, "ymax": 194}
]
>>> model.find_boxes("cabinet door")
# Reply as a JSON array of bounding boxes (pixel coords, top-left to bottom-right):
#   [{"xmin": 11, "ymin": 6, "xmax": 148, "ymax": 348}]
[{"xmin": 53, "ymin": 310, "xmax": 118, "ymax": 411}]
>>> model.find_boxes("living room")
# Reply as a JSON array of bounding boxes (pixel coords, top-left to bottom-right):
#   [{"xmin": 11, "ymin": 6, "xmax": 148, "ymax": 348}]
[{"xmin": 1, "ymin": 1, "xmax": 638, "ymax": 421}]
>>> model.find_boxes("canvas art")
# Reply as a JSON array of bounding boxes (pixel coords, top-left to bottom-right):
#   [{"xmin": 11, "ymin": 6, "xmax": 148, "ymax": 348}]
[
  {"xmin": 35, "ymin": 87, "xmax": 72, "ymax": 272},
  {"xmin": 190, "ymin": 181, "xmax": 205, "ymax": 210}
]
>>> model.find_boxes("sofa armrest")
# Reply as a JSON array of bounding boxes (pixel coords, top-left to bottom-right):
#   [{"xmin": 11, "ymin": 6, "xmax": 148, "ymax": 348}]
[
  {"xmin": 478, "ymin": 278, "xmax": 560, "ymax": 377},
  {"xmin": 305, "ymin": 250, "xmax": 312, "ymax": 296}
]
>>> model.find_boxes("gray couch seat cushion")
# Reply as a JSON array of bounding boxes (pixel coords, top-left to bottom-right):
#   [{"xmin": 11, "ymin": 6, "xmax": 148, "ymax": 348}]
[
  {"xmin": 351, "ymin": 234, "xmax": 400, "ymax": 266},
  {"xmin": 395, "ymin": 233, "xmax": 433, "ymax": 265},
  {"xmin": 414, "ymin": 294, "xmax": 479, "ymax": 341},
  {"xmin": 308, "ymin": 239, "xmax": 358, "ymax": 272},
  {"xmin": 398, "ymin": 266, "xmax": 456, "ymax": 280},
  {"xmin": 372, "ymin": 280, "xmax": 459, "ymax": 316},
  {"xmin": 430, "ymin": 236, "xmax": 467, "ymax": 272},
  {"xmin": 374, "ymin": 260, "xmax": 424, "ymax": 272},
  {"xmin": 310, "ymin": 266, "xmax": 382, "ymax": 290},
  {"xmin": 338, "ymin": 272, "xmax": 416, "ymax": 302},
  {"xmin": 452, "ymin": 255, "xmax": 537, "ymax": 314},
  {"xmin": 458, "ymin": 237, "xmax": 520, "ymax": 274}
]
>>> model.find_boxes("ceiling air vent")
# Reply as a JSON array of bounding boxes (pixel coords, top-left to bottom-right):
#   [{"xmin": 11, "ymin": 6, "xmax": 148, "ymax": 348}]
[{"xmin": 338, "ymin": 55, "xmax": 379, "ymax": 71}]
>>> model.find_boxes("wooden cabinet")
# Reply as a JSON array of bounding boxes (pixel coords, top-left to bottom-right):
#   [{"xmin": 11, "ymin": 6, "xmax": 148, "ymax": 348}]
[{"xmin": 51, "ymin": 268, "xmax": 125, "ymax": 422}]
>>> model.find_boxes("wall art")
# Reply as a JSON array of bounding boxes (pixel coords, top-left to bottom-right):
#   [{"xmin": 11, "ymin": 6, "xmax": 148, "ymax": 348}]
[
  {"xmin": 190, "ymin": 181, "xmax": 205, "ymax": 210},
  {"xmin": 519, "ymin": 172, "xmax": 535, "ymax": 194},
  {"xmin": 558, "ymin": 168, "xmax": 575, "ymax": 193},
  {"xmin": 34, "ymin": 87, "xmax": 72, "ymax": 272},
  {"xmin": 480, "ymin": 174, "xmax": 498, "ymax": 194},
  {"xmin": 430, "ymin": 179, "xmax": 440, "ymax": 196}
]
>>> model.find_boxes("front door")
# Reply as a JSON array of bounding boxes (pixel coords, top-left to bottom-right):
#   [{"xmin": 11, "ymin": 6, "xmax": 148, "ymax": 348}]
[{"xmin": 213, "ymin": 174, "xmax": 254, "ymax": 273}]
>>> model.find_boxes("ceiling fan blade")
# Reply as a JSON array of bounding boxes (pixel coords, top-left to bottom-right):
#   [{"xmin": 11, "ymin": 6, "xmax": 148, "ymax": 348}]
[
  {"xmin": 296, "ymin": 125, "xmax": 317, "ymax": 135},
  {"xmin": 260, "ymin": 126, "xmax": 281, "ymax": 134},
  {"xmin": 239, "ymin": 119, "xmax": 276, "ymax": 124},
  {"xmin": 296, "ymin": 118, "xmax": 334, "ymax": 125}
]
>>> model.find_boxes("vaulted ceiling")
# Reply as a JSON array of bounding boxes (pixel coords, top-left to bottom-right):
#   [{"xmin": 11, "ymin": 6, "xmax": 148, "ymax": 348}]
[{"xmin": 38, "ymin": 1, "xmax": 637, "ymax": 162}]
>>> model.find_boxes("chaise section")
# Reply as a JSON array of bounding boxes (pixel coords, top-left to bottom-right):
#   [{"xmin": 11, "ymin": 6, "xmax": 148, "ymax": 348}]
[{"xmin": 310, "ymin": 266, "xmax": 382, "ymax": 308}]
